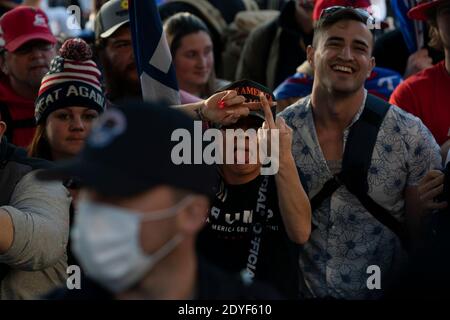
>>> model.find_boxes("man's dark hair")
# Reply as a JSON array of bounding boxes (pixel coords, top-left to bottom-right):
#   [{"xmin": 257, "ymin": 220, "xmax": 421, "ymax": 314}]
[{"xmin": 312, "ymin": 8, "xmax": 374, "ymax": 49}]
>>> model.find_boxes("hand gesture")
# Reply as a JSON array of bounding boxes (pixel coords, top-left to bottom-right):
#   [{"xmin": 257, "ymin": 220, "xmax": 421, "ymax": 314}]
[
  {"xmin": 201, "ymin": 90, "xmax": 260, "ymax": 125},
  {"xmin": 418, "ymin": 170, "xmax": 448, "ymax": 212}
]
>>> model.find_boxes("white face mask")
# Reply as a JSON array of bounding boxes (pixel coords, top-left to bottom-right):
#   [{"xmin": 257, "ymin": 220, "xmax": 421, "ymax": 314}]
[{"xmin": 72, "ymin": 196, "xmax": 192, "ymax": 293}]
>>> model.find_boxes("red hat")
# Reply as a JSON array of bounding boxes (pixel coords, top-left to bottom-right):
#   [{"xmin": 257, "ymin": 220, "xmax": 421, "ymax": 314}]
[
  {"xmin": 408, "ymin": 0, "xmax": 447, "ymax": 21},
  {"xmin": 0, "ymin": 6, "xmax": 56, "ymax": 52},
  {"xmin": 313, "ymin": 0, "xmax": 371, "ymax": 21}
]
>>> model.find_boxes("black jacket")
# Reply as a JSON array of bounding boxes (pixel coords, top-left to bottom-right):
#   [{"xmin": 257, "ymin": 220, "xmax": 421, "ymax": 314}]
[
  {"xmin": 44, "ymin": 256, "xmax": 282, "ymax": 300},
  {"xmin": 0, "ymin": 137, "xmax": 51, "ymax": 204},
  {"xmin": 236, "ymin": 0, "xmax": 313, "ymax": 90}
]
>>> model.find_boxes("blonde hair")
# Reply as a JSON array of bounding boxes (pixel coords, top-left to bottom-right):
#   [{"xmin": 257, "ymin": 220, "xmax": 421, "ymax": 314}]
[
  {"xmin": 427, "ymin": 9, "xmax": 444, "ymax": 51},
  {"xmin": 428, "ymin": 24, "xmax": 444, "ymax": 51}
]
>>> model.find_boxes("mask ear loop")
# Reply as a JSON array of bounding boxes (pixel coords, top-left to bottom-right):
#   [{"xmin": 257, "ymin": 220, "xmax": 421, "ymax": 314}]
[
  {"xmin": 140, "ymin": 195, "xmax": 195, "ymax": 221},
  {"xmin": 141, "ymin": 233, "xmax": 184, "ymax": 262}
]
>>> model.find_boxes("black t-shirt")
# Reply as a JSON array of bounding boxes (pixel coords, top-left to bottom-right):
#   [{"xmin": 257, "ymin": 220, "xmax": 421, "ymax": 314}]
[{"xmin": 197, "ymin": 175, "xmax": 300, "ymax": 298}]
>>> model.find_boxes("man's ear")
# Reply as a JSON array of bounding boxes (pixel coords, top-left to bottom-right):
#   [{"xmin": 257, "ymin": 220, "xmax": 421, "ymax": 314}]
[
  {"xmin": 177, "ymin": 195, "xmax": 210, "ymax": 236},
  {"xmin": 0, "ymin": 121, "xmax": 7, "ymax": 139},
  {"xmin": 306, "ymin": 45, "xmax": 315, "ymax": 69}
]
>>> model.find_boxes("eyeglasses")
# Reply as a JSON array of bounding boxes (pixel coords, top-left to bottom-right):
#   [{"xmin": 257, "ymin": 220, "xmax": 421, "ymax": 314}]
[
  {"xmin": 319, "ymin": 6, "xmax": 376, "ymax": 28},
  {"xmin": 13, "ymin": 42, "xmax": 55, "ymax": 55}
]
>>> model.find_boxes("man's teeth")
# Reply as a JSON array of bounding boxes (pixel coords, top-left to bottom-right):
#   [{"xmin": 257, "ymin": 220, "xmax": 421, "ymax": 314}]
[{"xmin": 332, "ymin": 65, "xmax": 352, "ymax": 73}]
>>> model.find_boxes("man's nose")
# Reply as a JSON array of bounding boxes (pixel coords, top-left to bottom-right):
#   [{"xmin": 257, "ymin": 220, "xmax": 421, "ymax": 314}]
[{"xmin": 338, "ymin": 45, "xmax": 353, "ymax": 61}]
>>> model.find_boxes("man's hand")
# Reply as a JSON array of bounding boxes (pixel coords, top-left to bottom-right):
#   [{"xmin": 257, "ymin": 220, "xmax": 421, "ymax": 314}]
[
  {"xmin": 404, "ymin": 48, "xmax": 433, "ymax": 79},
  {"xmin": 258, "ymin": 92, "xmax": 293, "ymax": 162},
  {"xmin": 418, "ymin": 170, "xmax": 448, "ymax": 212},
  {"xmin": 440, "ymin": 139, "xmax": 450, "ymax": 165},
  {"xmin": 258, "ymin": 92, "xmax": 311, "ymax": 243},
  {"xmin": 201, "ymin": 90, "xmax": 261, "ymax": 125}
]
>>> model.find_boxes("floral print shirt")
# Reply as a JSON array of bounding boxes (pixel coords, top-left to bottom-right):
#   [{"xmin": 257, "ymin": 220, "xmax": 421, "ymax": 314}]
[{"xmin": 279, "ymin": 91, "xmax": 441, "ymax": 299}]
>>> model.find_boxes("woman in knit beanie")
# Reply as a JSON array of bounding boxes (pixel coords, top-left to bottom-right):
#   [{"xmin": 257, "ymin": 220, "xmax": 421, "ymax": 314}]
[{"xmin": 28, "ymin": 38, "xmax": 106, "ymax": 160}]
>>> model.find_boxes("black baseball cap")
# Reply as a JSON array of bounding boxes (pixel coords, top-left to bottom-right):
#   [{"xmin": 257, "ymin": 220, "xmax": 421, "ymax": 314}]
[
  {"xmin": 216, "ymin": 79, "xmax": 276, "ymax": 124},
  {"xmin": 37, "ymin": 101, "xmax": 217, "ymax": 197}
]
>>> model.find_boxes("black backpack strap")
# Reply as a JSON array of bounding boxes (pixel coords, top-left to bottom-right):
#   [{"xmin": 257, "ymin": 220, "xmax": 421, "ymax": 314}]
[
  {"xmin": 340, "ymin": 94, "xmax": 391, "ymax": 193},
  {"xmin": 310, "ymin": 95, "xmax": 406, "ymax": 244},
  {"xmin": 310, "ymin": 175, "xmax": 342, "ymax": 212},
  {"xmin": 341, "ymin": 95, "xmax": 407, "ymax": 244},
  {"xmin": 310, "ymin": 95, "xmax": 389, "ymax": 210}
]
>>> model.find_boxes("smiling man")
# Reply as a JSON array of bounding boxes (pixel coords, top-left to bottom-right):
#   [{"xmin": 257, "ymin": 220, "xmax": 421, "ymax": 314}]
[
  {"xmin": 0, "ymin": 6, "xmax": 57, "ymax": 147},
  {"xmin": 279, "ymin": 7, "xmax": 441, "ymax": 299}
]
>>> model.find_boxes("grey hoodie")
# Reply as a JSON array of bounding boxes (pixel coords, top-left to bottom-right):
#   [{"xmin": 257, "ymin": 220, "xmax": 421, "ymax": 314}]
[{"xmin": 0, "ymin": 139, "xmax": 71, "ymax": 299}]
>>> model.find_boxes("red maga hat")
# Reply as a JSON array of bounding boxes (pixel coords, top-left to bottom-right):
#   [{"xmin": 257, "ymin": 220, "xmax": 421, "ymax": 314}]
[
  {"xmin": 408, "ymin": 0, "xmax": 448, "ymax": 21},
  {"xmin": 0, "ymin": 6, "xmax": 56, "ymax": 52}
]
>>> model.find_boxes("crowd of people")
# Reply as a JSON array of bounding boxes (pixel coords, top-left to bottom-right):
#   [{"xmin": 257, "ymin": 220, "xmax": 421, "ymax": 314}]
[{"xmin": 0, "ymin": 0, "xmax": 449, "ymax": 300}]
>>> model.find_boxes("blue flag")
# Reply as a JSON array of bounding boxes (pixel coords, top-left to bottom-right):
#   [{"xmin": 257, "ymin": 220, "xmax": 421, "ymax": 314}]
[
  {"xmin": 391, "ymin": 0, "xmax": 424, "ymax": 53},
  {"xmin": 129, "ymin": 0, "xmax": 180, "ymax": 105}
]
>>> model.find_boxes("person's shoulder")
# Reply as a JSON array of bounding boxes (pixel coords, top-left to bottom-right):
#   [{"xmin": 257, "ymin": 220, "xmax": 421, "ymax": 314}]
[
  {"xmin": 278, "ymin": 95, "xmax": 311, "ymax": 121},
  {"xmin": 386, "ymin": 104, "xmax": 437, "ymax": 144},
  {"xmin": 402, "ymin": 62, "xmax": 443, "ymax": 87},
  {"xmin": 9, "ymin": 143, "xmax": 53, "ymax": 170},
  {"xmin": 386, "ymin": 103, "xmax": 423, "ymax": 126},
  {"xmin": 197, "ymin": 257, "xmax": 283, "ymax": 300},
  {"xmin": 1, "ymin": 141, "xmax": 51, "ymax": 178},
  {"xmin": 389, "ymin": 65, "xmax": 436, "ymax": 106}
]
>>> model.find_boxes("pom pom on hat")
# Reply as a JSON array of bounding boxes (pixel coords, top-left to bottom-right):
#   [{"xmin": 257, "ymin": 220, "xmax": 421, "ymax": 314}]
[{"xmin": 58, "ymin": 38, "xmax": 93, "ymax": 61}]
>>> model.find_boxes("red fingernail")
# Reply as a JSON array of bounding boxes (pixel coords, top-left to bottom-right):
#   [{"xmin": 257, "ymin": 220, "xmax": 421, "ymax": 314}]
[{"xmin": 218, "ymin": 100, "xmax": 226, "ymax": 109}]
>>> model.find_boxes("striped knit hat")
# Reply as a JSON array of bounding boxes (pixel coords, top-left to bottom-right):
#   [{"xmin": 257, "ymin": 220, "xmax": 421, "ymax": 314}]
[{"xmin": 35, "ymin": 38, "xmax": 105, "ymax": 124}]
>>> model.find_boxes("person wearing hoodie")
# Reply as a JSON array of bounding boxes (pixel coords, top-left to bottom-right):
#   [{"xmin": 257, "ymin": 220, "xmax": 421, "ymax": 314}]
[{"xmin": 0, "ymin": 111, "xmax": 71, "ymax": 299}]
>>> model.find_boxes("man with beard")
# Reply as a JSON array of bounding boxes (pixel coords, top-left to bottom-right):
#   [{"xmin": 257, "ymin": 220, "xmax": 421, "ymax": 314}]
[
  {"xmin": 279, "ymin": 7, "xmax": 441, "ymax": 299},
  {"xmin": 94, "ymin": 0, "xmax": 142, "ymax": 102},
  {"xmin": 0, "ymin": 6, "xmax": 57, "ymax": 147}
]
